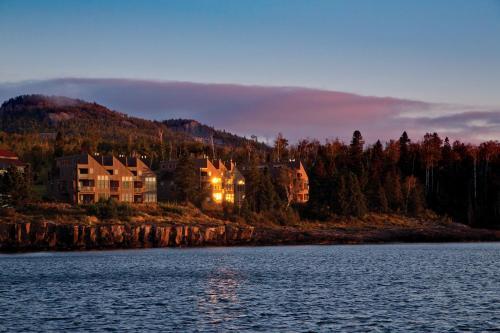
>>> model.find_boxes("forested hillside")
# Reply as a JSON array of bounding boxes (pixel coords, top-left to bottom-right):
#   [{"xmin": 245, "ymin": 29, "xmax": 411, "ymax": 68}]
[
  {"xmin": 1, "ymin": 94, "xmax": 499, "ymax": 229},
  {"xmin": 0, "ymin": 94, "xmax": 267, "ymax": 192},
  {"xmin": 286, "ymin": 132, "xmax": 500, "ymax": 228}
]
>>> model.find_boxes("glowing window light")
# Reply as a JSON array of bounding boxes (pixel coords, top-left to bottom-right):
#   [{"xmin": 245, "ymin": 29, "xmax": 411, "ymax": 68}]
[
  {"xmin": 237, "ymin": 180, "xmax": 245, "ymax": 185},
  {"xmin": 225, "ymin": 194, "xmax": 234, "ymax": 203},
  {"xmin": 211, "ymin": 177, "xmax": 221, "ymax": 184},
  {"xmin": 213, "ymin": 192, "xmax": 222, "ymax": 202}
]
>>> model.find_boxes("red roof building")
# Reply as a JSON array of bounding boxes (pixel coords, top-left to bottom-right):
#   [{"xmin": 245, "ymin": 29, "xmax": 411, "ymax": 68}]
[{"xmin": 0, "ymin": 149, "xmax": 28, "ymax": 173}]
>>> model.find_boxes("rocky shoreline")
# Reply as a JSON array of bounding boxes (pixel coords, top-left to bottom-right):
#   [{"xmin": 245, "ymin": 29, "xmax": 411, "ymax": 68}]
[
  {"xmin": 0, "ymin": 218, "xmax": 499, "ymax": 252},
  {"xmin": 0, "ymin": 221, "xmax": 256, "ymax": 252}
]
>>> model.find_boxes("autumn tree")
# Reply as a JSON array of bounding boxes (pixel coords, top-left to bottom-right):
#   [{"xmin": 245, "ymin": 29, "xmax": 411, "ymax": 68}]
[
  {"xmin": 384, "ymin": 171, "xmax": 403, "ymax": 212},
  {"xmin": 274, "ymin": 133, "xmax": 289, "ymax": 162},
  {"xmin": 346, "ymin": 172, "xmax": 367, "ymax": 217}
]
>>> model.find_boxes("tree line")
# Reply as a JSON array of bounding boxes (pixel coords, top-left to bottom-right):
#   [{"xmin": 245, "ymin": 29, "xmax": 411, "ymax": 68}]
[{"xmin": 2, "ymin": 123, "xmax": 500, "ymax": 228}]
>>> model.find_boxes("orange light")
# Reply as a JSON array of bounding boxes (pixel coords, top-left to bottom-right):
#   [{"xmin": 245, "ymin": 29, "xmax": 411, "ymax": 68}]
[{"xmin": 213, "ymin": 192, "xmax": 222, "ymax": 202}]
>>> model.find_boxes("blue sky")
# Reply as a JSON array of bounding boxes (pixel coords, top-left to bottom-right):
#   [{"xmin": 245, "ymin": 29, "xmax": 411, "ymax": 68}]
[
  {"xmin": 1, "ymin": 0, "xmax": 499, "ymax": 105},
  {"xmin": 1, "ymin": 1, "xmax": 500, "ymax": 143}
]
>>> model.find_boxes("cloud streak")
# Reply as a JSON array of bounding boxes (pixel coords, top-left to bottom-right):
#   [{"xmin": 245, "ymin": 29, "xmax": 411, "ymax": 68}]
[{"xmin": 0, "ymin": 78, "xmax": 499, "ymax": 144}]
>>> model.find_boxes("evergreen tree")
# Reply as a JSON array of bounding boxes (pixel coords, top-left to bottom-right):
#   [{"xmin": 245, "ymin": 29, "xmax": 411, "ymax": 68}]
[
  {"xmin": 274, "ymin": 167, "xmax": 293, "ymax": 208},
  {"xmin": 366, "ymin": 179, "xmax": 388, "ymax": 213},
  {"xmin": 257, "ymin": 168, "xmax": 278, "ymax": 212},
  {"xmin": 347, "ymin": 172, "xmax": 367, "ymax": 217},
  {"xmin": 0, "ymin": 166, "xmax": 31, "ymax": 207},
  {"xmin": 398, "ymin": 131, "xmax": 412, "ymax": 176},
  {"xmin": 349, "ymin": 130, "xmax": 365, "ymax": 176},
  {"xmin": 54, "ymin": 131, "xmax": 64, "ymax": 158},
  {"xmin": 333, "ymin": 173, "xmax": 350, "ymax": 216},
  {"xmin": 307, "ymin": 158, "xmax": 331, "ymax": 218},
  {"xmin": 369, "ymin": 140, "xmax": 384, "ymax": 181},
  {"xmin": 243, "ymin": 156, "xmax": 261, "ymax": 212},
  {"xmin": 173, "ymin": 154, "xmax": 199, "ymax": 203}
]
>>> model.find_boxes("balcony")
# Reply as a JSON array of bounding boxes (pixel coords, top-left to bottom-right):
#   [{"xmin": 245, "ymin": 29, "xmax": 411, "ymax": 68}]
[
  {"xmin": 110, "ymin": 187, "xmax": 119, "ymax": 193},
  {"xmin": 78, "ymin": 186, "xmax": 95, "ymax": 192}
]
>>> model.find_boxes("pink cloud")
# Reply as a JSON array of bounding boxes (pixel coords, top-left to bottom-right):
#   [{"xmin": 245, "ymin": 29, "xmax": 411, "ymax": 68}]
[{"xmin": 1, "ymin": 78, "xmax": 499, "ymax": 144}]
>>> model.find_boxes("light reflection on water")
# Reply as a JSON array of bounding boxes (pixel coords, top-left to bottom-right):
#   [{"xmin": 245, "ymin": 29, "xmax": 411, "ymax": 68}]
[{"xmin": 1, "ymin": 244, "xmax": 500, "ymax": 332}]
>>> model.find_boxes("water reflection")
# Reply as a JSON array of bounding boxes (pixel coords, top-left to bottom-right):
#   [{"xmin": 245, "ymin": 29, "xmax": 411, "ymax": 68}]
[{"xmin": 197, "ymin": 266, "xmax": 243, "ymax": 327}]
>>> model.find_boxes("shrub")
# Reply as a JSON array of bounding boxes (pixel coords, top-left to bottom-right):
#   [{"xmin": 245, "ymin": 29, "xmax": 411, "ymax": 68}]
[
  {"xmin": 86, "ymin": 198, "xmax": 136, "ymax": 220},
  {"xmin": 159, "ymin": 202, "xmax": 186, "ymax": 215}
]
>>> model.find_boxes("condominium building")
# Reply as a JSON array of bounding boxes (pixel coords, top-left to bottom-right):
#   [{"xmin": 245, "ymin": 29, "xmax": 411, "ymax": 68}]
[
  {"xmin": 263, "ymin": 160, "xmax": 309, "ymax": 204},
  {"xmin": 159, "ymin": 158, "xmax": 245, "ymax": 206},
  {"xmin": 50, "ymin": 153, "xmax": 157, "ymax": 204}
]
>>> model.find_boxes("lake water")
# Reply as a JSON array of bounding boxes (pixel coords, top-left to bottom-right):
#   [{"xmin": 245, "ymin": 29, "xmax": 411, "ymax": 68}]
[{"xmin": 1, "ymin": 244, "xmax": 499, "ymax": 332}]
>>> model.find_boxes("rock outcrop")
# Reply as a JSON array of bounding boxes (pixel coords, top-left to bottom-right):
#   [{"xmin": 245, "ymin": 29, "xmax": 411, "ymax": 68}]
[
  {"xmin": 1, "ymin": 215, "xmax": 499, "ymax": 252},
  {"xmin": 0, "ymin": 222, "xmax": 255, "ymax": 251}
]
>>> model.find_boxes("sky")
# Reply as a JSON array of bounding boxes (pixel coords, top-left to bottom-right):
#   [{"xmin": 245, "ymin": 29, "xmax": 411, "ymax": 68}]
[{"xmin": 1, "ymin": 0, "xmax": 500, "ymax": 143}]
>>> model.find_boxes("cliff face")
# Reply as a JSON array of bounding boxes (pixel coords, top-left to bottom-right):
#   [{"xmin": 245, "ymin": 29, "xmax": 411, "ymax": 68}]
[
  {"xmin": 0, "ymin": 222, "xmax": 255, "ymax": 251},
  {"xmin": 1, "ymin": 214, "xmax": 499, "ymax": 252}
]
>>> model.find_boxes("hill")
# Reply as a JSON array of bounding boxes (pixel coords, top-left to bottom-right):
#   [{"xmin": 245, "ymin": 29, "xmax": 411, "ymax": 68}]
[
  {"xmin": 0, "ymin": 94, "xmax": 265, "ymax": 149},
  {"xmin": 163, "ymin": 118, "xmax": 263, "ymax": 147}
]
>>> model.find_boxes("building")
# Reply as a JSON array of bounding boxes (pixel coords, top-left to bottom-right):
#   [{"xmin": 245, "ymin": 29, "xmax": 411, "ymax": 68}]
[
  {"xmin": 159, "ymin": 158, "xmax": 245, "ymax": 206},
  {"xmin": 50, "ymin": 153, "xmax": 157, "ymax": 204},
  {"xmin": 286, "ymin": 160, "xmax": 309, "ymax": 203},
  {"xmin": 0, "ymin": 149, "xmax": 28, "ymax": 174},
  {"xmin": 264, "ymin": 160, "xmax": 309, "ymax": 204}
]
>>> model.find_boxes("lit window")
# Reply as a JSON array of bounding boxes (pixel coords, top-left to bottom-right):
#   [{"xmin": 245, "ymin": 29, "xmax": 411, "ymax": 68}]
[
  {"xmin": 225, "ymin": 193, "xmax": 234, "ymax": 203},
  {"xmin": 211, "ymin": 177, "xmax": 221, "ymax": 184},
  {"xmin": 213, "ymin": 192, "xmax": 222, "ymax": 202}
]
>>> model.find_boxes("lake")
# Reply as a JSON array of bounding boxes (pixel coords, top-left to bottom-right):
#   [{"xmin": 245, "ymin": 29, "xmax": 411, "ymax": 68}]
[{"xmin": 1, "ymin": 244, "xmax": 499, "ymax": 332}]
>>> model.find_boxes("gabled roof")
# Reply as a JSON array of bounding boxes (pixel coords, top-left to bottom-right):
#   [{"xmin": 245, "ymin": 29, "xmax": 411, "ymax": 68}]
[{"xmin": 213, "ymin": 159, "xmax": 228, "ymax": 171}]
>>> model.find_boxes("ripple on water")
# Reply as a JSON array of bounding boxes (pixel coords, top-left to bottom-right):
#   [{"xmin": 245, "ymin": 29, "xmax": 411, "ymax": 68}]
[{"xmin": 1, "ymin": 244, "xmax": 500, "ymax": 332}]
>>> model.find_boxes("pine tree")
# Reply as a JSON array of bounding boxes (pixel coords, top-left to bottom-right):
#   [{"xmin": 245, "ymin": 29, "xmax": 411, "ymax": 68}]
[
  {"xmin": 54, "ymin": 131, "xmax": 64, "ymax": 158},
  {"xmin": 308, "ymin": 158, "xmax": 331, "ymax": 218},
  {"xmin": 173, "ymin": 154, "xmax": 198, "ymax": 203},
  {"xmin": 274, "ymin": 167, "xmax": 293, "ymax": 208},
  {"xmin": 0, "ymin": 166, "xmax": 31, "ymax": 207},
  {"xmin": 243, "ymin": 156, "xmax": 261, "ymax": 212},
  {"xmin": 398, "ymin": 131, "xmax": 411, "ymax": 176},
  {"xmin": 335, "ymin": 173, "xmax": 350, "ymax": 216},
  {"xmin": 366, "ymin": 179, "xmax": 388, "ymax": 213},
  {"xmin": 347, "ymin": 172, "xmax": 367, "ymax": 217},
  {"xmin": 370, "ymin": 140, "xmax": 384, "ymax": 181},
  {"xmin": 376, "ymin": 185, "xmax": 389, "ymax": 213},
  {"xmin": 349, "ymin": 130, "xmax": 365, "ymax": 176},
  {"xmin": 257, "ymin": 168, "xmax": 278, "ymax": 212}
]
